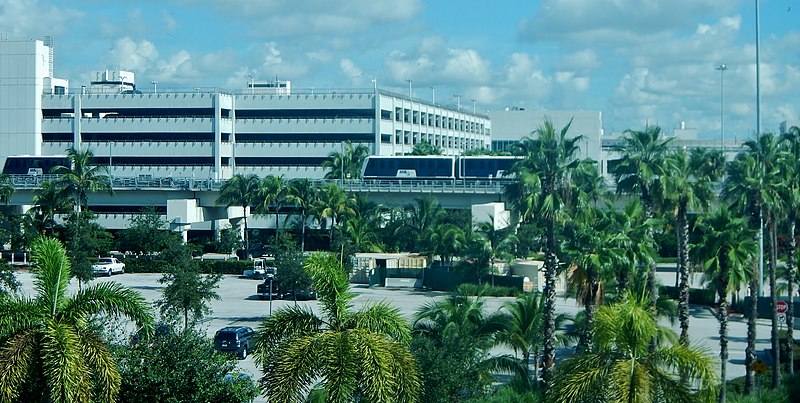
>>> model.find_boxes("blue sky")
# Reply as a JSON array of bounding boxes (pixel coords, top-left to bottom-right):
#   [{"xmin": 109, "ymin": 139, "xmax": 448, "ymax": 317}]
[{"xmin": 2, "ymin": 0, "xmax": 798, "ymax": 139}]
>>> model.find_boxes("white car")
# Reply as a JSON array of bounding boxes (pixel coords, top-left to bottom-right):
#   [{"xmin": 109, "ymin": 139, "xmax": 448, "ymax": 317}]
[{"xmin": 92, "ymin": 257, "xmax": 125, "ymax": 276}]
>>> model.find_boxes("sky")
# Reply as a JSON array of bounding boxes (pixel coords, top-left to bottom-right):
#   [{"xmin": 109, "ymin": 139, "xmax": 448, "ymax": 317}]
[{"xmin": 1, "ymin": 0, "xmax": 798, "ymax": 140}]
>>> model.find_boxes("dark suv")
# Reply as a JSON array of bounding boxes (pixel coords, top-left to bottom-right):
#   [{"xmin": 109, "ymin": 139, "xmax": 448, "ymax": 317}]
[{"xmin": 213, "ymin": 326, "xmax": 255, "ymax": 359}]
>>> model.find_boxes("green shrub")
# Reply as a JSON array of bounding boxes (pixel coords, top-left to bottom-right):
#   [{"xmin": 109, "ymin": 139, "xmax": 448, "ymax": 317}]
[
  {"xmin": 659, "ymin": 285, "xmax": 716, "ymax": 306},
  {"xmin": 457, "ymin": 283, "xmax": 520, "ymax": 297}
]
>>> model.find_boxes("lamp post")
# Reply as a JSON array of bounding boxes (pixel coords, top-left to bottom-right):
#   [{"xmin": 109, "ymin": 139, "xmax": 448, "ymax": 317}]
[
  {"xmin": 755, "ymin": 0, "xmax": 763, "ymax": 297},
  {"xmin": 471, "ymin": 99, "xmax": 476, "ymax": 114},
  {"xmin": 430, "ymin": 86, "xmax": 436, "ymax": 105},
  {"xmin": 715, "ymin": 65, "xmax": 727, "ymax": 153},
  {"xmin": 454, "ymin": 94, "xmax": 461, "ymax": 110},
  {"xmin": 267, "ymin": 274, "xmax": 274, "ymax": 315},
  {"xmin": 249, "ymin": 74, "xmax": 254, "ymax": 95},
  {"xmin": 151, "ymin": 80, "xmax": 158, "ymax": 94},
  {"xmin": 405, "ymin": 78, "xmax": 413, "ymax": 99}
]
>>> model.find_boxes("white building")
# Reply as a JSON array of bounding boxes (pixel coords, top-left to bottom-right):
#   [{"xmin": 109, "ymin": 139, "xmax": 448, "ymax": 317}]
[{"xmin": 1, "ymin": 38, "xmax": 491, "ymax": 181}]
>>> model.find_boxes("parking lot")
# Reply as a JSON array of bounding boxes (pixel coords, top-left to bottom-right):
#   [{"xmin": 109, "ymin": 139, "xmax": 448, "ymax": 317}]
[{"xmin": 10, "ymin": 270, "xmax": 782, "ymax": 401}]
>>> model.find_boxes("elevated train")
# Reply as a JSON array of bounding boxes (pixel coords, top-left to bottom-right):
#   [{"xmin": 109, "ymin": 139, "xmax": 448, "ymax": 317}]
[{"xmin": 361, "ymin": 155, "xmax": 521, "ymax": 181}]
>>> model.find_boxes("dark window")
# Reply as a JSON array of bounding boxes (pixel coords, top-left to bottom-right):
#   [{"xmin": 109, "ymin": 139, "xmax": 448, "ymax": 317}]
[
  {"xmin": 92, "ymin": 156, "xmax": 215, "ymax": 166},
  {"xmin": 381, "ymin": 110, "xmax": 392, "ymax": 120},
  {"xmin": 235, "ymin": 157, "xmax": 327, "ymax": 167},
  {"xmin": 381, "ymin": 134, "xmax": 392, "ymax": 143},
  {"xmin": 2, "ymin": 156, "xmax": 69, "ymax": 175},
  {"xmin": 235, "ymin": 133, "xmax": 374, "ymax": 143},
  {"xmin": 81, "ymin": 108, "xmax": 214, "ymax": 118},
  {"xmin": 88, "ymin": 205, "xmax": 167, "ymax": 214},
  {"xmin": 236, "ymin": 109, "xmax": 374, "ymax": 119}
]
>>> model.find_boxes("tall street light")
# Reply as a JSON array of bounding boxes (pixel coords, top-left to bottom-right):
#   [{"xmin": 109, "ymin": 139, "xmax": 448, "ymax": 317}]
[
  {"xmin": 430, "ymin": 86, "xmax": 436, "ymax": 105},
  {"xmin": 454, "ymin": 94, "xmax": 461, "ymax": 110},
  {"xmin": 471, "ymin": 99, "xmax": 476, "ymax": 114},
  {"xmin": 755, "ymin": 0, "xmax": 764, "ymax": 297},
  {"xmin": 151, "ymin": 80, "xmax": 158, "ymax": 94},
  {"xmin": 715, "ymin": 65, "xmax": 727, "ymax": 154},
  {"xmin": 405, "ymin": 78, "xmax": 413, "ymax": 99}
]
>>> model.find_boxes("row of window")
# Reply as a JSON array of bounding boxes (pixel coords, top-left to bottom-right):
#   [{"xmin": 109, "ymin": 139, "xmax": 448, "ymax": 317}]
[
  {"xmin": 42, "ymin": 108, "xmax": 374, "ymax": 120},
  {"xmin": 382, "ymin": 108, "xmax": 487, "ymax": 135},
  {"xmin": 42, "ymin": 133, "xmax": 376, "ymax": 143},
  {"xmin": 383, "ymin": 131, "xmax": 486, "ymax": 150},
  {"xmin": 91, "ymin": 156, "xmax": 327, "ymax": 167}
]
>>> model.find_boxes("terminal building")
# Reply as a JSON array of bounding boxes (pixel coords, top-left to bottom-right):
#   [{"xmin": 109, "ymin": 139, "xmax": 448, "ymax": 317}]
[{"xmin": 0, "ymin": 38, "xmax": 491, "ymax": 181}]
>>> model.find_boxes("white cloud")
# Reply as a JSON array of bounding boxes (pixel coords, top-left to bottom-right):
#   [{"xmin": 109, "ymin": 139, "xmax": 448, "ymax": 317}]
[
  {"xmin": 442, "ymin": 49, "xmax": 492, "ymax": 83},
  {"xmin": 106, "ymin": 37, "xmax": 159, "ymax": 72},
  {"xmin": 162, "ymin": 11, "xmax": 178, "ymax": 31},
  {"xmin": 0, "ymin": 0, "xmax": 82, "ymax": 38},
  {"xmin": 340, "ymin": 58, "xmax": 364, "ymax": 86}
]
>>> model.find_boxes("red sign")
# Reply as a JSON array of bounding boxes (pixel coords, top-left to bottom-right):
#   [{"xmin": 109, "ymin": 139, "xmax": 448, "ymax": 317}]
[{"xmin": 776, "ymin": 301, "xmax": 788, "ymax": 314}]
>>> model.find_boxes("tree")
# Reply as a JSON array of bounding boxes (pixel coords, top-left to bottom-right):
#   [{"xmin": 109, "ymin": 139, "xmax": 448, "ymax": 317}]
[
  {"xmin": 116, "ymin": 207, "xmax": 178, "ymax": 255},
  {"xmin": 413, "ymin": 286, "xmax": 523, "ymax": 400},
  {"xmin": 157, "ymin": 242, "xmax": 222, "ymax": 331},
  {"xmin": 63, "ymin": 211, "xmax": 113, "ymax": 288},
  {"xmin": 410, "ymin": 140, "xmax": 443, "ymax": 156},
  {"xmin": 396, "ymin": 195, "xmax": 446, "ymax": 253},
  {"xmin": 115, "ymin": 329, "xmax": 259, "ymax": 403},
  {"xmin": 29, "ymin": 180, "xmax": 73, "ymax": 235},
  {"xmin": 473, "ymin": 221, "xmax": 518, "ymax": 277},
  {"xmin": 504, "ymin": 118, "xmax": 584, "ymax": 388},
  {"xmin": 428, "ymin": 223, "xmax": 466, "ymax": 267},
  {"xmin": 497, "ymin": 292, "xmax": 572, "ymax": 389},
  {"xmin": 286, "ymin": 178, "xmax": 318, "ymax": 252},
  {"xmin": 322, "ymin": 140, "xmax": 370, "ymax": 180},
  {"xmin": 313, "ymin": 182, "xmax": 355, "ymax": 243},
  {"xmin": 269, "ymin": 233, "xmax": 312, "ymax": 300},
  {"xmin": 694, "ymin": 208, "xmax": 756, "ymax": 403},
  {"xmin": 779, "ymin": 126, "xmax": 800, "ymax": 375},
  {"xmin": 0, "ymin": 260, "xmax": 20, "ymax": 297},
  {"xmin": 52, "ymin": 147, "xmax": 111, "ymax": 213},
  {"xmin": 254, "ymin": 253, "xmax": 422, "ymax": 402},
  {"xmin": 610, "ymin": 125, "xmax": 672, "ymax": 322},
  {"xmin": 0, "ymin": 237, "xmax": 153, "ymax": 403},
  {"xmin": 215, "ymin": 226, "xmax": 243, "ymax": 255},
  {"xmin": 0, "ymin": 174, "xmax": 13, "ymax": 205},
  {"xmin": 256, "ymin": 175, "xmax": 291, "ymax": 243},
  {"xmin": 548, "ymin": 296, "xmax": 718, "ymax": 403},
  {"xmin": 663, "ymin": 147, "xmax": 723, "ymax": 345},
  {"xmin": 561, "ymin": 208, "xmax": 625, "ymax": 352},
  {"xmin": 216, "ymin": 173, "xmax": 260, "ymax": 255}
]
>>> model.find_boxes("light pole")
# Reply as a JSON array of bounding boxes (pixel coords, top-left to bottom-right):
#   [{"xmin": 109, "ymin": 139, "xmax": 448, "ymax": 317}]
[
  {"xmin": 405, "ymin": 78, "xmax": 413, "ymax": 99},
  {"xmin": 430, "ymin": 86, "xmax": 436, "ymax": 105},
  {"xmin": 249, "ymin": 74, "xmax": 254, "ymax": 95},
  {"xmin": 151, "ymin": 80, "xmax": 158, "ymax": 94},
  {"xmin": 454, "ymin": 94, "xmax": 461, "ymax": 110},
  {"xmin": 755, "ymin": 0, "xmax": 764, "ymax": 297},
  {"xmin": 715, "ymin": 65, "xmax": 727, "ymax": 153},
  {"xmin": 471, "ymin": 99, "xmax": 476, "ymax": 114},
  {"xmin": 267, "ymin": 274, "xmax": 274, "ymax": 315}
]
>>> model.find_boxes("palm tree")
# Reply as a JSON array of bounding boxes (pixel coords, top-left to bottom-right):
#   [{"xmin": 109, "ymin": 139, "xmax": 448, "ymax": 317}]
[
  {"xmin": 216, "ymin": 173, "xmax": 260, "ymax": 255},
  {"xmin": 497, "ymin": 292, "xmax": 572, "ymax": 388},
  {"xmin": 322, "ymin": 141, "xmax": 370, "ymax": 180},
  {"xmin": 413, "ymin": 286, "xmax": 523, "ymax": 392},
  {"xmin": 256, "ymin": 175, "xmax": 290, "ymax": 243},
  {"xmin": 0, "ymin": 237, "xmax": 153, "ymax": 403},
  {"xmin": 253, "ymin": 253, "xmax": 421, "ymax": 402},
  {"xmin": 428, "ymin": 223, "xmax": 466, "ymax": 267},
  {"xmin": 286, "ymin": 179, "xmax": 318, "ymax": 252},
  {"xmin": 548, "ymin": 295, "xmax": 718, "ymax": 403},
  {"xmin": 29, "ymin": 180, "xmax": 73, "ymax": 235},
  {"xmin": 562, "ymin": 208, "xmax": 626, "ymax": 352},
  {"xmin": 473, "ymin": 221, "xmax": 518, "ymax": 277},
  {"xmin": 694, "ymin": 208, "xmax": 756, "ymax": 403},
  {"xmin": 396, "ymin": 195, "xmax": 446, "ymax": 253},
  {"xmin": 0, "ymin": 174, "xmax": 13, "ymax": 204},
  {"xmin": 780, "ymin": 126, "xmax": 800, "ymax": 375},
  {"xmin": 663, "ymin": 147, "xmax": 723, "ymax": 345},
  {"xmin": 610, "ymin": 126, "xmax": 672, "ymax": 320},
  {"xmin": 313, "ymin": 182, "xmax": 355, "ymax": 243},
  {"xmin": 343, "ymin": 215, "xmax": 382, "ymax": 252},
  {"xmin": 504, "ymin": 118, "xmax": 584, "ymax": 388},
  {"xmin": 723, "ymin": 133, "xmax": 785, "ymax": 390},
  {"xmin": 52, "ymin": 147, "xmax": 111, "ymax": 213},
  {"xmin": 607, "ymin": 201, "xmax": 658, "ymax": 298}
]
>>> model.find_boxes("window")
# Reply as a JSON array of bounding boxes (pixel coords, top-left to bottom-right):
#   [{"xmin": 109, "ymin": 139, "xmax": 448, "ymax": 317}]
[{"xmin": 381, "ymin": 110, "xmax": 393, "ymax": 120}]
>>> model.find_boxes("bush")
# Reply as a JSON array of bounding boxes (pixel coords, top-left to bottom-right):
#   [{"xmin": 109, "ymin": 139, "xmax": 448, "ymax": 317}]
[
  {"xmin": 458, "ymin": 283, "xmax": 520, "ymax": 297},
  {"xmin": 659, "ymin": 285, "xmax": 716, "ymax": 306},
  {"xmin": 123, "ymin": 258, "xmax": 251, "ymax": 275}
]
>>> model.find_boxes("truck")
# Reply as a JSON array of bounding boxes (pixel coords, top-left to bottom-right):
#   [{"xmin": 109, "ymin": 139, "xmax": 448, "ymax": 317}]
[
  {"xmin": 257, "ymin": 268, "xmax": 278, "ymax": 300},
  {"xmin": 243, "ymin": 257, "xmax": 276, "ymax": 280},
  {"xmin": 92, "ymin": 257, "xmax": 125, "ymax": 276}
]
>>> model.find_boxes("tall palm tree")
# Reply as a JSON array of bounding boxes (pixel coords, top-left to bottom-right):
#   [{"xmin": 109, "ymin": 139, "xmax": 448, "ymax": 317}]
[
  {"xmin": 52, "ymin": 147, "xmax": 111, "ymax": 214},
  {"xmin": 663, "ymin": 147, "xmax": 723, "ymax": 345},
  {"xmin": 723, "ymin": 133, "xmax": 785, "ymax": 390},
  {"xmin": 286, "ymin": 178, "xmax": 318, "ymax": 252},
  {"xmin": 610, "ymin": 126, "xmax": 672, "ymax": 320},
  {"xmin": 780, "ymin": 126, "xmax": 800, "ymax": 375},
  {"xmin": 497, "ymin": 292, "xmax": 572, "ymax": 388},
  {"xmin": 504, "ymin": 118, "xmax": 584, "ymax": 388},
  {"xmin": 427, "ymin": 223, "xmax": 466, "ymax": 267},
  {"xmin": 694, "ymin": 208, "xmax": 756, "ymax": 403},
  {"xmin": 562, "ymin": 208, "xmax": 626, "ymax": 352},
  {"xmin": 396, "ymin": 195, "xmax": 446, "ymax": 253},
  {"xmin": 548, "ymin": 295, "xmax": 718, "ymax": 403},
  {"xmin": 0, "ymin": 237, "xmax": 153, "ymax": 403},
  {"xmin": 322, "ymin": 141, "xmax": 371, "ymax": 180},
  {"xmin": 607, "ymin": 201, "xmax": 658, "ymax": 298},
  {"xmin": 253, "ymin": 253, "xmax": 421, "ymax": 402},
  {"xmin": 216, "ymin": 173, "xmax": 260, "ymax": 255},
  {"xmin": 343, "ymin": 215, "xmax": 382, "ymax": 252},
  {"xmin": 313, "ymin": 182, "xmax": 355, "ymax": 243},
  {"xmin": 256, "ymin": 175, "xmax": 290, "ymax": 243},
  {"xmin": 473, "ymin": 221, "xmax": 518, "ymax": 276}
]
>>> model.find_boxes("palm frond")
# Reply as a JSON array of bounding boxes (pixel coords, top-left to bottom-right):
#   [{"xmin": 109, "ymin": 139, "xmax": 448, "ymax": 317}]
[
  {"xmin": 348, "ymin": 302, "xmax": 412, "ymax": 344},
  {"xmin": 262, "ymin": 334, "xmax": 321, "ymax": 403},
  {"xmin": 41, "ymin": 321, "xmax": 90, "ymax": 403},
  {"xmin": 61, "ymin": 281, "xmax": 153, "ymax": 330},
  {"xmin": 31, "ymin": 237, "xmax": 72, "ymax": 317},
  {"xmin": 76, "ymin": 328, "xmax": 120, "ymax": 403},
  {"xmin": 0, "ymin": 328, "xmax": 37, "ymax": 403}
]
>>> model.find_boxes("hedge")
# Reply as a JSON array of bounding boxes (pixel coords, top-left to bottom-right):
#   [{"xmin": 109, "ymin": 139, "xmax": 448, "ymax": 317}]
[
  {"xmin": 123, "ymin": 258, "xmax": 251, "ymax": 275},
  {"xmin": 659, "ymin": 285, "xmax": 717, "ymax": 306},
  {"xmin": 458, "ymin": 283, "xmax": 521, "ymax": 297}
]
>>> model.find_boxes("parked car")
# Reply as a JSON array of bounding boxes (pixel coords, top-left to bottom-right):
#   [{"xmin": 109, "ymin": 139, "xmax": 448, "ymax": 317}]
[
  {"xmin": 92, "ymin": 257, "xmax": 125, "ymax": 276},
  {"xmin": 257, "ymin": 277, "xmax": 279, "ymax": 300},
  {"xmin": 213, "ymin": 326, "xmax": 255, "ymax": 359}
]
